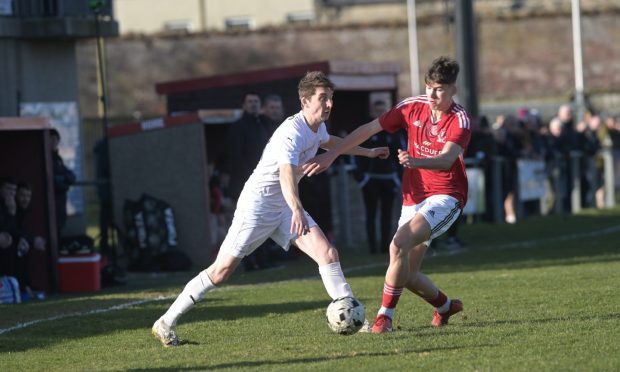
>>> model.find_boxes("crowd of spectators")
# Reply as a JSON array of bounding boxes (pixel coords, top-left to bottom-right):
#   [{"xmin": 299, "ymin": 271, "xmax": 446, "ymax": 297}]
[{"xmin": 469, "ymin": 103, "xmax": 619, "ymax": 224}]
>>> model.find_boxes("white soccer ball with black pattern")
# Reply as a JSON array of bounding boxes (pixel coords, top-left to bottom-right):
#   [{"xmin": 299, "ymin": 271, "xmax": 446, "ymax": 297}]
[{"xmin": 325, "ymin": 296, "xmax": 365, "ymax": 335}]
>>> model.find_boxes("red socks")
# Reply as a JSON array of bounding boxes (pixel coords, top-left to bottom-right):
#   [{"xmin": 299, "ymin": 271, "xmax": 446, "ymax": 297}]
[
  {"xmin": 426, "ymin": 290, "xmax": 448, "ymax": 308},
  {"xmin": 381, "ymin": 282, "xmax": 403, "ymax": 309}
]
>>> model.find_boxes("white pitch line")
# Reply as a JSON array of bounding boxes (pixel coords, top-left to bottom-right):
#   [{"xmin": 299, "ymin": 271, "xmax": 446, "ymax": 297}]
[
  {"xmin": 1, "ymin": 224, "xmax": 618, "ymax": 335},
  {"xmin": 0, "ymin": 297, "xmax": 172, "ymax": 335}
]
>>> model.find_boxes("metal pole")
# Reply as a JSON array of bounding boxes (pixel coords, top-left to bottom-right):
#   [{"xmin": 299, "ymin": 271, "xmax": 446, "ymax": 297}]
[
  {"xmin": 407, "ymin": 0, "xmax": 420, "ymax": 95},
  {"xmin": 91, "ymin": 2, "xmax": 117, "ymax": 265},
  {"xmin": 455, "ymin": 0, "xmax": 479, "ymax": 119},
  {"xmin": 570, "ymin": 151, "xmax": 582, "ymax": 213},
  {"xmin": 602, "ymin": 148, "xmax": 615, "ymax": 207},
  {"xmin": 571, "ymin": 0, "xmax": 586, "ymax": 124}
]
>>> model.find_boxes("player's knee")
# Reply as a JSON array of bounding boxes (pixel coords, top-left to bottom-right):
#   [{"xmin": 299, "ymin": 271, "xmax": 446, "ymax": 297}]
[
  {"xmin": 390, "ymin": 238, "xmax": 410, "ymax": 257},
  {"xmin": 324, "ymin": 246, "xmax": 340, "ymax": 263},
  {"xmin": 208, "ymin": 263, "xmax": 234, "ymax": 285}
]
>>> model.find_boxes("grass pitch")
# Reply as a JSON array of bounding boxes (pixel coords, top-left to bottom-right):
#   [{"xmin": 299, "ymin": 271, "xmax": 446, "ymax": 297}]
[{"xmin": 1, "ymin": 207, "xmax": 619, "ymax": 371}]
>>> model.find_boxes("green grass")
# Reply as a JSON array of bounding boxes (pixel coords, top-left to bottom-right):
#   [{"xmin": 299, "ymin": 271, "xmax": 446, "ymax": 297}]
[{"xmin": 1, "ymin": 207, "xmax": 620, "ymax": 371}]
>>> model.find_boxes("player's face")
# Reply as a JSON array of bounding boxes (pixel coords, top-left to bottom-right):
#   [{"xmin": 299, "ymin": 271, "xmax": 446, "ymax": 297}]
[
  {"xmin": 263, "ymin": 100, "xmax": 284, "ymax": 122},
  {"xmin": 16, "ymin": 188, "xmax": 32, "ymax": 209},
  {"xmin": 242, "ymin": 94, "xmax": 261, "ymax": 116},
  {"xmin": 302, "ymin": 87, "xmax": 333, "ymax": 125},
  {"xmin": 425, "ymin": 82, "xmax": 456, "ymax": 112}
]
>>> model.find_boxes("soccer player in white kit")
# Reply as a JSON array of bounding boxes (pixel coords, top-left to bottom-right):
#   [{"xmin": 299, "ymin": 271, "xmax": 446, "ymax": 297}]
[{"xmin": 152, "ymin": 71, "xmax": 389, "ymax": 347}]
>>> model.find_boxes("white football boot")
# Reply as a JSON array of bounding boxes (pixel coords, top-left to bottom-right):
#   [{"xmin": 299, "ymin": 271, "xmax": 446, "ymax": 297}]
[{"xmin": 151, "ymin": 317, "xmax": 179, "ymax": 347}]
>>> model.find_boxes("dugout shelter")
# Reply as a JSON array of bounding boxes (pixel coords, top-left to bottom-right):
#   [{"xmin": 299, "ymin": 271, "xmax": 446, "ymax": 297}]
[{"xmin": 0, "ymin": 117, "xmax": 59, "ymax": 292}]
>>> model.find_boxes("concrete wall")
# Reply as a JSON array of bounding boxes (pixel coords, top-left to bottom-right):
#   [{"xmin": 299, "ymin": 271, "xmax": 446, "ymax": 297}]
[
  {"xmin": 0, "ymin": 40, "xmax": 79, "ymax": 115},
  {"xmin": 109, "ymin": 122, "xmax": 213, "ymax": 266}
]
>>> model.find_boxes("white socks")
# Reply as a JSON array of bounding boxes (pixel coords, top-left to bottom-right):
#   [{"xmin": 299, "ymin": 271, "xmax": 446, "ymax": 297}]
[
  {"xmin": 437, "ymin": 298, "xmax": 451, "ymax": 314},
  {"xmin": 318, "ymin": 262, "xmax": 353, "ymax": 300},
  {"xmin": 162, "ymin": 270, "xmax": 216, "ymax": 326},
  {"xmin": 378, "ymin": 306, "xmax": 395, "ymax": 319}
]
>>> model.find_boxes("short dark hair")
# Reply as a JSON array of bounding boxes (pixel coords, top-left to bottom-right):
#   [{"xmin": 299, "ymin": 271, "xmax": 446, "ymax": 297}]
[
  {"xmin": 424, "ymin": 56, "xmax": 460, "ymax": 85},
  {"xmin": 17, "ymin": 181, "xmax": 32, "ymax": 191},
  {"xmin": 242, "ymin": 92, "xmax": 261, "ymax": 104},
  {"xmin": 51, "ymin": 128, "xmax": 60, "ymax": 139},
  {"xmin": 298, "ymin": 71, "xmax": 335, "ymax": 101},
  {"xmin": 263, "ymin": 94, "xmax": 282, "ymax": 105}
]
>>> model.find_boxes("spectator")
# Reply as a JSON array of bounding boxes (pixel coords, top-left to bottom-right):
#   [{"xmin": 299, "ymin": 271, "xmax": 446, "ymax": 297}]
[
  {"xmin": 261, "ymin": 94, "xmax": 285, "ymax": 133},
  {"xmin": 15, "ymin": 181, "xmax": 46, "ymax": 252},
  {"xmin": 466, "ymin": 115, "xmax": 497, "ymax": 222},
  {"xmin": 354, "ymin": 100, "xmax": 401, "ymax": 254},
  {"xmin": 0, "ymin": 177, "xmax": 31, "ymax": 293},
  {"xmin": 226, "ymin": 92, "xmax": 276, "ymax": 271},
  {"xmin": 493, "ymin": 115, "xmax": 520, "ymax": 223},
  {"xmin": 544, "ymin": 117, "xmax": 570, "ymax": 214},
  {"xmin": 51, "ymin": 129, "xmax": 76, "ymax": 235},
  {"xmin": 226, "ymin": 92, "xmax": 270, "ymax": 201},
  {"xmin": 580, "ymin": 115, "xmax": 603, "ymax": 208}
]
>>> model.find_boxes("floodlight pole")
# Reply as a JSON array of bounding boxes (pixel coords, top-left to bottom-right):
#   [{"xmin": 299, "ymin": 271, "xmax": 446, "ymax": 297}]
[
  {"xmin": 455, "ymin": 0, "xmax": 479, "ymax": 119},
  {"xmin": 407, "ymin": 0, "xmax": 420, "ymax": 95},
  {"xmin": 571, "ymin": 0, "xmax": 586, "ymax": 124}
]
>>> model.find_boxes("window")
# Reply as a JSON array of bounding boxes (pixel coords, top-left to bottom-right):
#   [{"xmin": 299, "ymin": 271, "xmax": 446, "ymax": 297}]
[
  {"xmin": 224, "ymin": 16, "xmax": 254, "ymax": 31},
  {"xmin": 163, "ymin": 20, "xmax": 193, "ymax": 33},
  {"xmin": 286, "ymin": 11, "xmax": 315, "ymax": 25}
]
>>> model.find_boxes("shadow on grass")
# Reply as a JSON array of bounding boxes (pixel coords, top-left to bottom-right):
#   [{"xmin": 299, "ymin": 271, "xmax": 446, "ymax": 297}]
[
  {"xmin": 0, "ymin": 298, "xmax": 326, "ymax": 353},
  {"xmin": 126, "ymin": 344, "xmax": 494, "ymax": 371}
]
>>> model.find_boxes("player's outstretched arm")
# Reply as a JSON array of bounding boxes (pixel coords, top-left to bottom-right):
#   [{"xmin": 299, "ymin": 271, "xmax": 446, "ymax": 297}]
[
  {"xmin": 303, "ymin": 119, "xmax": 383, "ymax": 176},
  {"xmin": 326, "ymin": 135, "xmax": 389, "ymax": 159},
  {"xmin": 398, "ymin": 141, "xmax": 464, "ymax": 170}
]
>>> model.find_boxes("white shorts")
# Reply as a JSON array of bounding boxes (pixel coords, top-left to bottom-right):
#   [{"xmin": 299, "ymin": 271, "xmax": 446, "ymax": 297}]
[
  {"xmin": 221, "ymin": 207, "xmax": 318, "ymax": 258},
  {"xmin": 397, "ymin": 194, "xmax": 462, "ymax": 247}
]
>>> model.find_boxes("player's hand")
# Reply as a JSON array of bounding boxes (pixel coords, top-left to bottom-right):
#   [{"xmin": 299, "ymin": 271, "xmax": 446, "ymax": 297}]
[
  {"xmin": 290, "ymin": 209, "xmax": 310, "ymax": 236},
  {"xmin": 369, "ymin": 147, "xmax": 390, "ymax": 159},
  {"xmin": 0, "ymin": 232, "xmax": 12, "ymax": 249},
  {"xmin": 34, "ymin": 236, "xmax": 46, "ymax": 251},
  {"xmin": 17, "ymin": 238, "xmax": 30, "ymax": 257},
  {"xmin": 302, "ymin": 152, "xmax": 336, "ymax": 177},
  {"xmin": 398, "ymin": 149, "xmax": 415, "ymax": 168}
]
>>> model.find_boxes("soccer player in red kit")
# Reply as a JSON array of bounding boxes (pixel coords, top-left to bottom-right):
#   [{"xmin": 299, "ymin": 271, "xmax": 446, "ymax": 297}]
[{"xmin": 303, "ymin": 56, "xmax": 471, "ymax": 333}]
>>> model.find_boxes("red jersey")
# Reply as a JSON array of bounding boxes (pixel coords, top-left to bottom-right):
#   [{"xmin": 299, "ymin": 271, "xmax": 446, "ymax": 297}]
[{"xmin": 379, "ymin": 95, "xmax": 471, "ymax": 207}]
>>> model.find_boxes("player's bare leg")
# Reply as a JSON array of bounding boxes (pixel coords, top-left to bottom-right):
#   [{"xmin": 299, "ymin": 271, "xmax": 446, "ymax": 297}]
[
  {"xmin": 153, "ymin": 250, "xmax": 242, "ymax": 347},
  {"xmin": 294, "ymin": 226, "xmax": 354, "ymax": 300},
  {"xmin": 371, "ymin": 215, "xmax": 430, "ymax": 333},
  {"xmin": 405, "ymin": 244, "xmax": 463, "ymax": 327}
]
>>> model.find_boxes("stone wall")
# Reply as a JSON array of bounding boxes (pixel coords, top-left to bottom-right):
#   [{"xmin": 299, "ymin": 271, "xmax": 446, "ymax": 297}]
[{"xmin": 76, "ymin": 11, "xmax": 620, "ymax": 120}]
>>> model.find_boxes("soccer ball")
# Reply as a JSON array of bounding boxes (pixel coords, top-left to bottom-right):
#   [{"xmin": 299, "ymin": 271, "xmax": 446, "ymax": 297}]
[{"xmin": 325, "ymin": 296, "xmax": 365, "ymax": 335}]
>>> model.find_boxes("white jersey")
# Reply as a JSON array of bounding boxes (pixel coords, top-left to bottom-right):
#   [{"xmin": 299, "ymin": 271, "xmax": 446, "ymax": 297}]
[{"xmin": 237, "ymin": 111, "xmax": 330, "ymax": 211}]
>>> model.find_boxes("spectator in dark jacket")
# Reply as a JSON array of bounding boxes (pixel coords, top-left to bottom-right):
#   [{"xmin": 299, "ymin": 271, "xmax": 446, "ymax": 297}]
[{"xmin": 51, "ymin": 129, "xmax": 76, "ymax": 235}]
